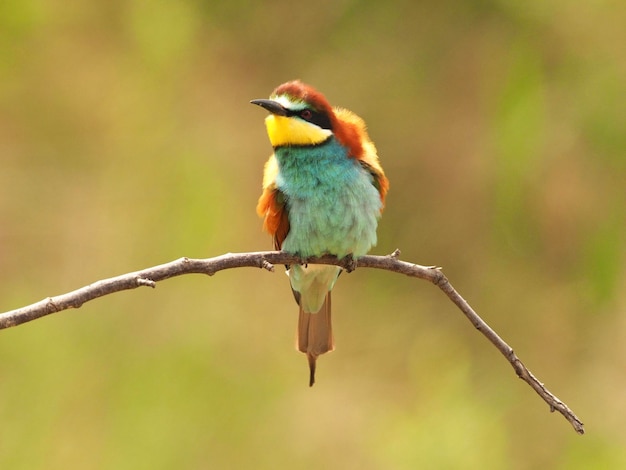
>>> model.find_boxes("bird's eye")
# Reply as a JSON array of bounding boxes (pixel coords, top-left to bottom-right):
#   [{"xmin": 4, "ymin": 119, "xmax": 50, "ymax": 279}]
[{"xmin": 300, "ymin": 109, "xmax": 313, "ymax": 120}]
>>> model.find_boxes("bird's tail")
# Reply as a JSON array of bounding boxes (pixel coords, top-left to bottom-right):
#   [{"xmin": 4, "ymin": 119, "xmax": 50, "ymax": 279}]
[{"xmin": 297, "ymin": 292, "xmax": 334, "ymax": 386}]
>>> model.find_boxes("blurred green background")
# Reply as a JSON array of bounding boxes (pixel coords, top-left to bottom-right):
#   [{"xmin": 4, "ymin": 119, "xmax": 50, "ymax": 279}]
[{"xmin": 1, "ymin": 0, "xmax": 625, "ymax": 468}]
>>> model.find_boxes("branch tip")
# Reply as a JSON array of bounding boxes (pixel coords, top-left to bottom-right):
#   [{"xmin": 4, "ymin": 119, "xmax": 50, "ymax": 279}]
[{"xmin": 260, "ymin": 260, "xmax": 275, "ymax": 272}]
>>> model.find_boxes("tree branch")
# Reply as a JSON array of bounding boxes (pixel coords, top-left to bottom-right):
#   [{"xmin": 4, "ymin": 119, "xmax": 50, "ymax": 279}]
[{"xmin": 0, "ymin": 249, "xmax": 584, "ymax": 434}]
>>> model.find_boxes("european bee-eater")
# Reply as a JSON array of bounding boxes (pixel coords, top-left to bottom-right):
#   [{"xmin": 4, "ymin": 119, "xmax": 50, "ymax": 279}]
[{"xmin": 251, "ymin": 80, "xmax": 388, "ymax": 386}]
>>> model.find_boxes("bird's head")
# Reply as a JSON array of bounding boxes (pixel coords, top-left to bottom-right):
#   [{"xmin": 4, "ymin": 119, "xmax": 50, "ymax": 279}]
[
  {"xmin": 251, "ymin": 80, "xmax": 337, "ymax": 148},
  {"xmin": 253, "ymin": 80, "xmax": 388, "ymax": 208}
]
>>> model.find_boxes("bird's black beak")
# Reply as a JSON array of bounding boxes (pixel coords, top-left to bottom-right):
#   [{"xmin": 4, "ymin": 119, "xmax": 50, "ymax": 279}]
[{"xmin": 250, "ymin": 99, "xmax": 289, "ymax": 116}]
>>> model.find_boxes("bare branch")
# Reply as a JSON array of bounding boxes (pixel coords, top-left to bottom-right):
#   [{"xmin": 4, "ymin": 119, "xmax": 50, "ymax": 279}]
[{"xmin": 0, "ymin": 250, "xmax": 584, "ymax": 434}]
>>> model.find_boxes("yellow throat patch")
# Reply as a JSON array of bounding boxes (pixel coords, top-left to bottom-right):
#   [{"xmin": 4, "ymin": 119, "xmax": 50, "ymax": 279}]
[{"xmin": 265, "ymin": 115, "xmax": 332, "ymax": 147}]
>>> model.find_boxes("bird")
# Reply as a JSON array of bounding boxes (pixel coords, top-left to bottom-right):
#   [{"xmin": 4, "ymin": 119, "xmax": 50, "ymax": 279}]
[{"xmin": 251, "ymin": 80, "xmax": 388, "ymax": 386}]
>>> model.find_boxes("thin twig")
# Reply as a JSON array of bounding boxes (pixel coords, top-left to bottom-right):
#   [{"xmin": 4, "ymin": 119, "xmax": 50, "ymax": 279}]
[{"xmin": 0, "ymin": 250, "xmax": 584, "ymax": 434}]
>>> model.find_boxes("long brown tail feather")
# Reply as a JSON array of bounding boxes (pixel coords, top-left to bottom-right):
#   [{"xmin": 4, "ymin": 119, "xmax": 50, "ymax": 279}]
[{"xmin": 297, "ymin": 292, "xmax": 334, "ymax": 386}]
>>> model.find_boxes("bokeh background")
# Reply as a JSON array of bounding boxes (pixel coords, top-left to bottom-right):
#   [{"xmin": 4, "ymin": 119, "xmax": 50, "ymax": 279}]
[{"xmin": 1, "ymin": 1, "xmax": 625, "ymax": 468}]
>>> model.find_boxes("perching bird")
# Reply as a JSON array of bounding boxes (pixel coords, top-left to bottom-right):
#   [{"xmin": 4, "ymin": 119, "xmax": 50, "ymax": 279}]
[{"xmin": 251, "ymin": 80, "xmax": 388, "ymax": 386}]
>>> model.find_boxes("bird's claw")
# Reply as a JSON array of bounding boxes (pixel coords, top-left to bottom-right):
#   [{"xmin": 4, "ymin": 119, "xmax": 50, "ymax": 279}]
[
  {"xmin": 341, "ymin": 254, "xmax": 358, "ymax": 273},
  {"xmin": 293, "ymin": 254, "xmax": 308, "ymax": 268}
]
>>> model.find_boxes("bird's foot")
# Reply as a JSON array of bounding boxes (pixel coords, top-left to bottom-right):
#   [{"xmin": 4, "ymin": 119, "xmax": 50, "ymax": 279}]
[
  {"xmin": 291, "ymin": 254, "xmax": 308, "ymax": 268},
  {"xmin": 341, "ymin": 253, "xmax": 358, "ymax": 273}
]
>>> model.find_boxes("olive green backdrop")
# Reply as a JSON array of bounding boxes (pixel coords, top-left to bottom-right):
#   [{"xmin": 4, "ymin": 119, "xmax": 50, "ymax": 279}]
[{"xmin": 1, "ymin": 1, "xmax": 624, "ymax": 468}]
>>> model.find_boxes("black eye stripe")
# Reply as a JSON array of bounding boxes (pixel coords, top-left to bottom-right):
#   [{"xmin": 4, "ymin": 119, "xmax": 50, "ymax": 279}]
[{"xmin": 286, "ymin": 108, "xmax": 333, "ymax": 130}]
